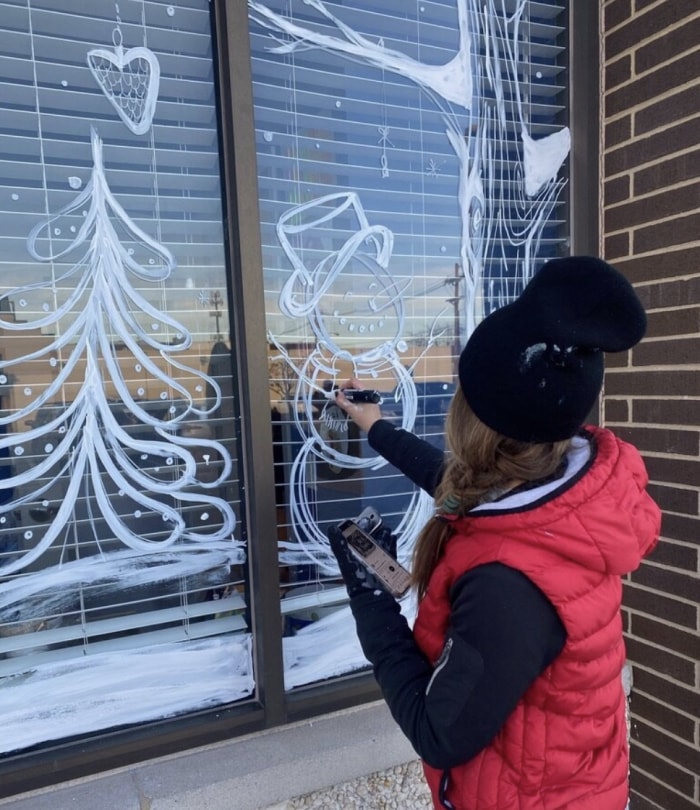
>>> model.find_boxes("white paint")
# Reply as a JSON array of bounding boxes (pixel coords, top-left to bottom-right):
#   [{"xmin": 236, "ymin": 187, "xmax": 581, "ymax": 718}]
[
  {"xmin": 0, "ymin": 544, "xmax": 245, "ymax": 626},
  {"xmin": 87, "ymin": 26, "xmax": 160, "ymax": 135},
  {"xmin": 0, "ymin": 128, "xmax": 237, "ymax": 576},
  {"xmin": 522, "ymin": 127, "xmax": 572, "ymax": 197},
  {"xmin": 0, "ymin": 635, "xmax": 253, "ymax": 754},
  {"xmin": 249, "ymin": 0, "xmax": 473, "ymax": 108}
]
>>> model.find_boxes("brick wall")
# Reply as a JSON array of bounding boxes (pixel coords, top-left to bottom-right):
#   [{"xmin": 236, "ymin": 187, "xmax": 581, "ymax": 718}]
[{"xmin": 601, "ymin": 2, "xmax": 700, "ymax": 808}]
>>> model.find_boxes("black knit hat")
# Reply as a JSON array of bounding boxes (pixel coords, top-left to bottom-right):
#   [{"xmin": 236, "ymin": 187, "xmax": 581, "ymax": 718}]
[{"xmin": 458, "ymin": 256, "xmax": 647, "ymax": 442}]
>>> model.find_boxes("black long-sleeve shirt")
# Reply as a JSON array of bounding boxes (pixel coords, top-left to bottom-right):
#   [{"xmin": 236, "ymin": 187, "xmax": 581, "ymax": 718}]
[{"xmin": 348, "ymin": 420, "xmax": 566, "ymax": 769}]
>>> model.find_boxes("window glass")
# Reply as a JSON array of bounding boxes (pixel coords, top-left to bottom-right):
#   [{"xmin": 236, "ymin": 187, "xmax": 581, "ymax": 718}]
[
  {"xmin": 0, "ymin": 0, "xmax": 251, "ymax": 753},
  {"xmin": 248, "ymin": 0, "xmax": 569, "ymax": 688}
]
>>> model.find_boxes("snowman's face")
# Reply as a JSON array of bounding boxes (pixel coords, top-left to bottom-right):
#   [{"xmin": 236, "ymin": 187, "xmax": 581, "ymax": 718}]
[{"xmin": 311, "ymin": 252, "xmax": 406, "ymax": 354}]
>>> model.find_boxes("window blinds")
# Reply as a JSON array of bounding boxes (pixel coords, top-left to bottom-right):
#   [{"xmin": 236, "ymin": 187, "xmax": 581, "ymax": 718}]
[
  {"xmin": 0, "ymin": 0, "xmax": 251, "ymax": 753},
  {"xmin": 248, "ymin": 0, "xmax": 569, "ymax": 687}
]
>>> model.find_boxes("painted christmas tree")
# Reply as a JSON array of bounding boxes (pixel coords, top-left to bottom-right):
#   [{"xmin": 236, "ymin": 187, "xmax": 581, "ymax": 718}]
[{"xmin": 0, "ymin": 128, "xmax": 237, "ymax": 577}]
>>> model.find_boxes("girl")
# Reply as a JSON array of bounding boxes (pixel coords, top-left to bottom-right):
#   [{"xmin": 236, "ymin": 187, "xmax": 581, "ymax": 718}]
[{"xmin": 329, "ymin": 256, "xmax": 661, "ymax": 810}]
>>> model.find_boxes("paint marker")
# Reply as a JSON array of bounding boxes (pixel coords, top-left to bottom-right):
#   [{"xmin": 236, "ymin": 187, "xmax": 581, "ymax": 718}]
[{"xmin": 338, "ymin": 389, "xmax": 383, "ymax": 404}]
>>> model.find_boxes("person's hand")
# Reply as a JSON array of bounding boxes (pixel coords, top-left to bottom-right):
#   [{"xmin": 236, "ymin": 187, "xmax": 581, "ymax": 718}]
[
  {"xmin": 333, "ymin": 378, "xmax": 383, "ymax": 434},
  {"xmin": 328, "ymin": 523, "xmax": 398, "ymax": 599}
]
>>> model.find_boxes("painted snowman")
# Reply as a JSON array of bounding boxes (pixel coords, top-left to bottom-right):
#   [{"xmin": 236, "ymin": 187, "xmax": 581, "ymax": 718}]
[{"xmin": 272, "ymin": 191, "xmax": 433, "ymax": 574}]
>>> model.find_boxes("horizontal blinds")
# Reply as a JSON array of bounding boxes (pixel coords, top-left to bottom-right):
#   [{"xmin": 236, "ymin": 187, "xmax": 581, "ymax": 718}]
[
  {"xmin": 249, "ymin": 0, "xmax": 569, "ymax": 682},
  {"xmin": 0, "ymin": 0, "xmax": 251, "ymax": 752}
]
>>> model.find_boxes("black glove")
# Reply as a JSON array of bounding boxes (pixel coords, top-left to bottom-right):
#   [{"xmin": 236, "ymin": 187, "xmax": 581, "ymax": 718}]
[{"xmin": 328, "ymin": 523, "xmax": 398, "ymax": 599}]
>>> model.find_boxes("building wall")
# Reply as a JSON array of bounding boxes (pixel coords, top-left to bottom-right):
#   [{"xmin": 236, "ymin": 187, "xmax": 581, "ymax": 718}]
[{"xmin": 601, "ymin": 2, "xmax": 700, "ymax": 809}]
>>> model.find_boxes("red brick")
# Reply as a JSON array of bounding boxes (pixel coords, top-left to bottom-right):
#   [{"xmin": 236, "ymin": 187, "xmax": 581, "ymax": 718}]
[
  {"xmin": 613, "ymin": 246, "xmax": 700, "ymax": 282},
  {"xmin": 633, "ymin": 336, "xmax": 700, "ymax": 366},
  {"xmin": 645, "ymin": 306, "xmax": 700, "ymax": 338},
  {"xmin": 645, "ymin": 482, "xmax": 697, "ymax": 516},
  {"xmin": 603, "ymin": 398, "xmax": 630, "ymax": 422},
  {"xmin": 605, "ymin": 0, "xmax": 633, "ymax": 31},
  {"xmin": 625, "ymin": 636, "xmax": 695, "ymax": 684},
  {"xmin": 604, "ymin": 231, "xmax": 630, "ymax": 259},
  {"xmin": 631, "ymin": 744, "xmax": 696, "ymax": 795},
  {"xmin": 634, "ymin": 276, "xmax": 700, "ymax": 310},
  {"xmin": 631, "ymin": 614, "xmax": 700, "ymax": 660},
  {"xmin": 605, "ymin": 115, "xmax": 632, "ymax": 148},
  {"xmin": 624, "ymin": 581, "xmax": 697, "ymax": 628},
  {"xmin": 635, "ymin": 84, "xmax": 700, "ymax": 136},
  {"xmin": 634, "ymin": 211, "xmax": 700, "ymax": 254},
  {"xmin": 631, "ymin": 563, "xmax": 700, "ymax": 604},
  {"xmin": 614, "ymin": 425, "xmax": 698, "ymax": 455},
  {"xmin": 635, "ymin": 15, "xmax": 700, "ymax": 73},
  {"xmin": 605, "ymin": 117, "xmax": 700, "ymax": 174},
  {"xmin": 662, "ymin": 512, "xmax": 700, "ymax": 546},
  {"xmin": 632, "ymin": 720, "xmax": 700, "ymax": 774},
  {"xmin": 632, "ymin": 667, "xmax": 700, "ymax": 718},
  {"xmin": 634, "ymin": 149, "xmax": 700, "ymax": 196},
  {"xmin": 606, "ymin": 54, "xmax": 632, "ymax": 90},
  {"xmin": 606, "ymin": 0, "xmax": 699, "ymax": 57},
  {"xmin": 630, "ymin": 770, "xmax": 699, "ymax": 810},
  {"xmin": 606, "ymin": 369, "xmax": 700, "ymax": 397},
  {"xmin": 604, "ymin": 174, "xmax": 630, "ymax": 205},
  {"xmin": 604, "ymin": 182, "xmax": 700, "ymax": 231}
]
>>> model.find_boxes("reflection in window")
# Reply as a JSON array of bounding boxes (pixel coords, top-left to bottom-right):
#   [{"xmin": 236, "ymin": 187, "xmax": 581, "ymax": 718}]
[{"xmin": 249, "ymin": 0, "xmax": 569, "ymax": 688}]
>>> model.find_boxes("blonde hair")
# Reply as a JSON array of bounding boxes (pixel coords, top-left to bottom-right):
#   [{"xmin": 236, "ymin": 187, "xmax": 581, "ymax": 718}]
[{"xmin": 412, "ymin": 388, "xmax": 572, "ymax": 599}]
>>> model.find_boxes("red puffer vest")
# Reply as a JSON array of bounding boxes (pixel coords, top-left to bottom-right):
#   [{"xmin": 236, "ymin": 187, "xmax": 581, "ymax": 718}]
[{"xmin": 413, "ymin": 427, "xmax": 661, "ymax": 810}]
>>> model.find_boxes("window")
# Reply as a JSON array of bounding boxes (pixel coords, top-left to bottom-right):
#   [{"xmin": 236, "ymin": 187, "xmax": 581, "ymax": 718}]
[
  {"xmin": 248, "ymin": 0, "xmax": 569, "ymax": 688},
  {"xmin": 0, "ymin": 0, "xmax": 571, "ymax": 774},
  {"xmin": 0, "ymin": 0, "xmax": 251, "ymax": 754}
]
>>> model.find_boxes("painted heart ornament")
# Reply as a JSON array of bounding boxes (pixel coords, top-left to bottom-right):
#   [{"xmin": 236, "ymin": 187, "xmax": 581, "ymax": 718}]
[{"xmin": 87, "ymin": 44, "xmax": 160, "ymax": 136}]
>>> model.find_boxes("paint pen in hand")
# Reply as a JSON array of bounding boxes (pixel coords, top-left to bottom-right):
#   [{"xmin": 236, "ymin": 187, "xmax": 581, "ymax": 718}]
[{"xmin": 338, "ymin": 389, "xmax": 383, "ymax": 405}]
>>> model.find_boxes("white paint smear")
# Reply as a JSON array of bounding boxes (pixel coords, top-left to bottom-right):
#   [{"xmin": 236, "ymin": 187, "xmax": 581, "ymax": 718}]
[{"xmin": 0, "ymin": 635, "xmax": 254, "ymax": 754}]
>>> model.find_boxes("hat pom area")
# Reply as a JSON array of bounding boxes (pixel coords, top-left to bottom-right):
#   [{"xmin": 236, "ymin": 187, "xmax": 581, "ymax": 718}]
[{"xmin": 458, "ymin": 256, "xmax": 647, "ymax": 443}]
